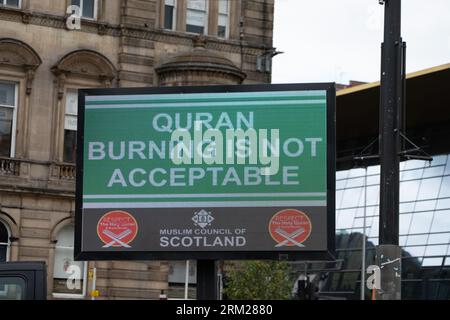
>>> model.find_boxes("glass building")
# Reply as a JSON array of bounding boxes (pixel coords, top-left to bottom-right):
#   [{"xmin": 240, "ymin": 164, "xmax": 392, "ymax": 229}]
[{"xmin": 320, "ymin": 153, "xmax": 450, "ymax": 300}]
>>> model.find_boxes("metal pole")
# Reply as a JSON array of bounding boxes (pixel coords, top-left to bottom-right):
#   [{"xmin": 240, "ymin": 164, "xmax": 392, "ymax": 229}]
[
  {"xmin": 378, "ymin": 0, "xmax": 403, "ymax": 300},
  {"xmin": 218, "ymin": 267, "xmax": 223, "ymax": 300},
  {"xmin": 361, "ymin": 167, "xmax": 367, "ymax": 300},
  {"xmin": 91, "ymin": 266, "xmax": 97, "ymax": 301},
  {"xmin": 184, "ymin": 260, "xmax": 190, "ymax": 300},
  {"xmin": 379, "ymin": 0, "xmax": 402, "ymax": 246},
  {"xmin": 196, "ymin": 260, "xmax": 217, "ymax": 300}
]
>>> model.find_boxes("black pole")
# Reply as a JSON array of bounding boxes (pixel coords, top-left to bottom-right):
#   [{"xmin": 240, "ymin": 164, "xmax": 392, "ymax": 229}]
[
  {"xmin": 377, "ymin": 0, "xmax": 403, "ymax": 300},
  {"xmin": 379, "ymin": 0, "xmax": 402, "ymax": 246},
  {"xmin": 196, "ymin": 260, "xmax": 218, "ymax": 300}
]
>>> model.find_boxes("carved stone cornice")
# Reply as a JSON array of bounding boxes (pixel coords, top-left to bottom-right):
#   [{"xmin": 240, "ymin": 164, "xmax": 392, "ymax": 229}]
[
  {"xmin": 0, "ymin": 38, "xmax": 42, "ymax": 94},
  {"xmin": 51, "ymin": 49, "xmax": 116, "ymax": 99},
  {"xmin": 156, "ymin": 36, "xmax": 246, "ymax": 86},
  {"xmin": 0, "ymin": 7, "xmax": 268, "ymax": 55}
]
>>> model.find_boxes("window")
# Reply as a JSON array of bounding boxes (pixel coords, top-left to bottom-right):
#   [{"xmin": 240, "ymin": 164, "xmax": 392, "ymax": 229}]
[
  {"xmin": 406, "ymin": 235, "xmax": 428, "ymax": 246},
  {"xmin": 404, "ymin": 159, "xmax": 425, "ymax": 170},
  {"xmin": 0, "ymin": 0, "xmax": 20, "ymax": 8},
  {"xmin": 346, "ymin": 177, "xmax": 365, "ymax": 188},
  {"xmin": 424, "ymin": 244, "xmax": 448, "ymax": 257},
  {"xmin": 53, "ymin": 225, "xmax": 87, "ymax": 296},
  {"xmin": 164, "ymin": 0, "xmax": 177, "ymax": 30},
  {"xmin": 415, "ymin": 200, "xmax": 437, "ymax": 212},
  {"xmin": 168, "ymin": 260, "xmax": 197, "ymax": 299},
  {"xmin": 369, "ymin": 217, "xmax": 379, "ymax": 237},
  {"xmin": 409, "ymin": 211, "xmax": 433, "ymax": 234},
  {"xmin": 401, "ymin": 168, "xmax": 423, "ymax": 181},
  {"xmin": 439, "ymin": 176, "xmax": 450, "ymax": 198},
  {"xmin": 336, "ymin": 209, "xmax": 356, "ymax": 229},
  {"xmin": 428, "ymin": 233, "xmax": 450, "ymax": 245},
  {"xmin": 341, "ymin": 188, "xmax": 362, "ymax": 209},
  {"xmin": 63, "ymin": 90, "xmax": 78, "ymax": 163},
  {"xmin": 417, "ymin": 177, "xmax": 442, "ymax": 200},
  {"xmin": 0, "ymin": 220, "xmax": 10, "ymax": 263},
  {"xmin": 162, "ymin": 0, "xmax": 234, "ymax": 38},
  {"xmin": 430, "ymin": 210, "xmax": 450, "ymax": 233},
  {"xmin": 422, "ymin": 257, "xmax": 444, "ymax": 267},
  {"xmin": 218, "ymin": 0, "xmax": 229, "ymax": 38},
  {"xmin": 445, "ymin": 156, "xmax": 450, "ymax": 174},
  {"xmin": 400, "ymin": 180, "xmax": 421, "ymax": 202},
  {"xmin": 53, "ymin": 50, "xmax": 115, "ymax": 163},
  {"xmin": 0, "ymin": 277, "xmax": 25, "ymax": 300},
  {"xmin": 446, "ymin": 258, "xmax": 450, "ymax": 266},
  {"xmin": 71, "ymin": 0, "xmax": 97, "ymax": 19},
  {"xmin": 186, "ymin": 0, "xmax": 207, "ymax": 34},
  {"xmin": 404, "ymin": 246, "xmax": 426, "ymax": 257},
  {"xmin": 423, "ymin": 166, "xmax": 445, "ymax": 179},
  {"xmin": 256, "ymin": 54, "xmax": 272, "ymax": 73},
  {"xmin": 331, "ymin": 154, "xmax": 450, "ymax": 298},
  {"xmin": 400, "ymin": 213, "xmax": 412, "ymax": 235},
  {"xmin": 0, "ymin": 81, "xmax": 17, "ymax": 158}
]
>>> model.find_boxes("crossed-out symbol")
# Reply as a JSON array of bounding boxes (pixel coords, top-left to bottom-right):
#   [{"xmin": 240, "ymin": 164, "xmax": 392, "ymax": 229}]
[
  {"xmin": 102, "ymin": 229, "xmax": 132, "ymax": 248},
  {"xmin": 275, "ymin": 227, "xmax": 306, "ymax": 248}
]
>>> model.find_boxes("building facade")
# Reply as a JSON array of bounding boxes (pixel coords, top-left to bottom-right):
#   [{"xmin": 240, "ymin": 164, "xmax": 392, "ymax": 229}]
[
  {"xmin": 320, "ymin": 154, "xmax": 450, "ymax": 300},
  {"xmin": 315, "ymin": 65, "xmax": 450, "ymax": 300},
  {"xmin": 0, "ymin": 0, "xmax": 274, "ymax": 299}
]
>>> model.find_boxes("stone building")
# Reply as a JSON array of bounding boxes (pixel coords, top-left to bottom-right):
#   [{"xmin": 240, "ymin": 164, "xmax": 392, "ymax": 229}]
[{"xmin": 0, "ymin": 0, "xmax": 274, "ymax": 299}]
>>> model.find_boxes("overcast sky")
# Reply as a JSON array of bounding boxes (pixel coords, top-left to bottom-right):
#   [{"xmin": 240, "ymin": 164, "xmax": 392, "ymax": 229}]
[{"xmin": 272, "ymin": 0, "xmax": 450, "ymax": 84}]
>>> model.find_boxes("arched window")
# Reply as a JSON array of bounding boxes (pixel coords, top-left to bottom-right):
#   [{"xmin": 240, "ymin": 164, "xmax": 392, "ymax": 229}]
[
  {"xmin": 53, "ymin": 225, "xmax": 87, "ymax": 297},
  {"xmin": 0, "ymin": 80, "xmax": 17, "ymax": 157},
  {"xmin": 0, "ymin": 38, "xmax": 41, "ymax": 158},
  {"xmin": 51, "ymin": 49, "xmax": 116, "ymax": 163},
  {"xmin": 0, "ymin": 220, "xmax": 10, "ymax": 262}
]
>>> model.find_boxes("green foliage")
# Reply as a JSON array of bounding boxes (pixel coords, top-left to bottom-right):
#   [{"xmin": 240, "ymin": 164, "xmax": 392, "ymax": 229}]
[{"xmin": 223, "ymin": 261, "xmax": 294, "ymax": 300}]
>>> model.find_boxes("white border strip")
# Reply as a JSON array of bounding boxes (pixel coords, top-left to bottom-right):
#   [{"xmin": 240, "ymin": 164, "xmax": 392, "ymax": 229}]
[
  {"xmin": 83, "ymin": 192, "xmax": 327, "ymax": 200},
  {"xmin": 83, "ymin": 200, "xmax": 327, "ymax": 209},
  {"xmin": 85, "ymin": 91, "xmax": 327, "ymax": 102},
  {"xmin": 85, "ymin": 100, "xmax": 326, "ymax": 110}
]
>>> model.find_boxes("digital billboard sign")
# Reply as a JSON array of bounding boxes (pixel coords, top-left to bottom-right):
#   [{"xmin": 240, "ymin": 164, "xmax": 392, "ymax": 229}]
[{"xmin": 75, "ymin": 84, "xmax": 335, "ymax": 261}]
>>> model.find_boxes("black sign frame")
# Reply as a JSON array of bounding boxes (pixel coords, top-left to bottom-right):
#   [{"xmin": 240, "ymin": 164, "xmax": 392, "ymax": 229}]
[{"xmin": 74, "ymin": 83, "xmax": 336, "ymax": 261}]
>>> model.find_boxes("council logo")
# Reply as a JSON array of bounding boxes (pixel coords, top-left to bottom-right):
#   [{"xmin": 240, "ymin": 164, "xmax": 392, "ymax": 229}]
[
  {"xmin": 269, "ymin": 209, "xmax": 312, "ymax": 248},
  {"xmin": 97, "ymin": 211, "xmax": 138, "ymax": 248},
  {"xmin": 192, "ymin": 210, "xmax": 214, "ymax": 229}
]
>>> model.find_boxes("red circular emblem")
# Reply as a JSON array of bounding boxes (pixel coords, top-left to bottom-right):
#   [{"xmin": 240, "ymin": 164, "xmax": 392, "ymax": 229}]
[
  {"xmin": 97, "ymin": 211, "xmax": 138, "ymax": 248},
  {"xmin": 269, "ymin": 209, "xmax": 312, "ymax": 247}
]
